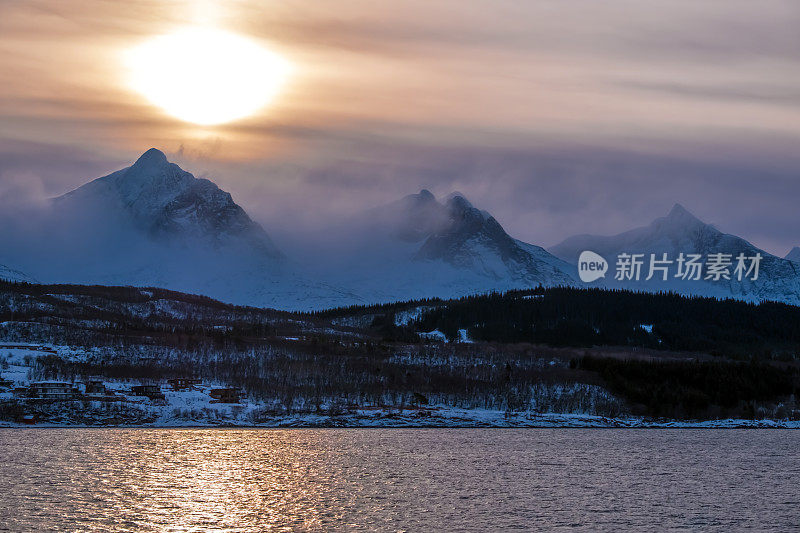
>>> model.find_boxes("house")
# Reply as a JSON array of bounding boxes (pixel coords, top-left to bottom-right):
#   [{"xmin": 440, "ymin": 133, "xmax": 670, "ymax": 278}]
[
  {"xmin": 12, "ymin": 387, "xmax": 29, "ymax": 398},
  {"xmin": 130, "ymin": 384, "xmax": 166, "ymax": 401},
  {"xmin": 82, "ymin": 380, "xmax": 120, "ymax": 401},
  {"xmin": 167, "ymin": 378, "xmax": 201, "ymax": 391},
  {"xmin": 28, "ymin": 382, "xmax": 76, "ymax": 400},
  {"xmin": 209, "ymin": 388, "xmax": 242, "ymax": 403},
  {"xmin": 83, "ymin": 380, "xmax": 106, "ymax": 395}
]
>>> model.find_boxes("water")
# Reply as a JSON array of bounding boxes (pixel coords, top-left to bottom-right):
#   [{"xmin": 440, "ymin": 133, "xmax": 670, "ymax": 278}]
[{"xmin": 0, "ymin": 429, "xmax": 798, "ymax": 532}]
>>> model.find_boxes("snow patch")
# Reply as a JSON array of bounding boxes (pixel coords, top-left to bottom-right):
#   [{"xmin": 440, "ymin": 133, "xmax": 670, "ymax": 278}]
[
  {"xmin": 419, "ymin": 330, "xmax": 448, "ymax": 341},
  {"xmin": 456, "ymin": 329, "xmax": 472, "ymax": 343}
]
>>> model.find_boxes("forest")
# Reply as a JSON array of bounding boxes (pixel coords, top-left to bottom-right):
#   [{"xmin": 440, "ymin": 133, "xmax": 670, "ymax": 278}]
[
  {"xmin": 1, "ymin": 281, "xmax": 799, "ymax": 421},
  {"xmin": 376, "ymin": 287, "xmax": 800, "ymax": 360}
]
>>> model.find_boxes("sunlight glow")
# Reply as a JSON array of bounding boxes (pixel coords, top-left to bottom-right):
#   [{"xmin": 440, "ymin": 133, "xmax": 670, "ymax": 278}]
[{"xmin": 126, "ymin": 27, "xmax": 290, "ymax": 125}]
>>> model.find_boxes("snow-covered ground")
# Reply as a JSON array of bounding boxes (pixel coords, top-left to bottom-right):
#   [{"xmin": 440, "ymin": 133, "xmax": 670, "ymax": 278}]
[
  {"xmin": 416, "ymin": 328, "xmax": 472, "ymax": 343},
  {"xmin": 419, "ymin": 330, "xmax": 448, "ymax": 341},
  {"xmin": 394, "ymin": 306, "xmax": 434, "ymax": 326},
  {"xmin": 0, "ymin": 345, "xmax": 251, "ymax": 425},
  {"xmin": 2, "ymin": 344, "xmax": 799, "ymax": 429}
]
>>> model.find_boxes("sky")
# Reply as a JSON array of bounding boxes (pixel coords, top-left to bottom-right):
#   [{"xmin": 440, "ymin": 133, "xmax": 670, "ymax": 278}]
[{"xmin": 1, "ymin": 0, "xmax": 799, "ymax": 254}]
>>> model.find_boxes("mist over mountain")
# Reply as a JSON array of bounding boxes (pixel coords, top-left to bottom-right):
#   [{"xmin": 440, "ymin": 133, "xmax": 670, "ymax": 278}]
[
  {"xmin": 550, "ymin": 204, "xmax": 800, "ymax": 305},
  {"xmin": 551, "ymin": 204, "xmax": 707, "ymax": 262},
  {"xmin": 0, "ymin": 150, "xmax": 578, "ymax": 309},
  {"xmin": 0, "ymin": 150, "xmax": 351, "ymax": 309},
  {"xmin": 0, "ymin": 264, "xmax": 36, "ymax": 283},
  {"xmin": 414, "ymin": 193, "xmax": 571, "ymax": 282},
  {"xmin": 55, "ymin": 148, "xmax": 282, "ymax": 258},
  {"xmin": 1, "ymin": 149, "xmax": 798, "ymax": 309},
  {"xmin": 297, "ymin": 188, "xmax": 578, "ymax": 303}
]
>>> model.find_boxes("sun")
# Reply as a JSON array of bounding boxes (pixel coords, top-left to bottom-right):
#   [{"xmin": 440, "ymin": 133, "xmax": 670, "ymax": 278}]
[{"xmin": 126, "ymin": 27, "xmax": 290, "ymax": 126}]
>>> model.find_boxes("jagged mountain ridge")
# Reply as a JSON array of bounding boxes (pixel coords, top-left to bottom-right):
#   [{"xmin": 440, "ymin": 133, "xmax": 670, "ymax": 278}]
[
  {"xmin": 2, "ymin": 148, "xmax": 798, "ymax": 309},
  {"xmin": 412, "ymin": 192, "xmax": 575, "ymax": 285},
  {"xmin": 0, "ymin": 150, "xmax": 578, "ymax": 309},
  {"xmin": 355, "ymin": 189, "xmax": 577, "ymax": 288},
  {"xmin": 55, "ymin": 148, "xmax": 282, "ymax": 258},
  {"xmin": 550, "ymin": 204, "xmax": 800, "ymax": 304},
  {"xmin": 1, "ymin": 149, "xmax": 351, "ymax": 310}
]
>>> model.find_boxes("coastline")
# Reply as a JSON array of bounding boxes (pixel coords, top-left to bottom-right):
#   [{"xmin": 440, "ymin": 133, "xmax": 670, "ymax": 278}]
[{"xmin": 2, "ymin": 410, "xmax": 799, "ymax": 429}]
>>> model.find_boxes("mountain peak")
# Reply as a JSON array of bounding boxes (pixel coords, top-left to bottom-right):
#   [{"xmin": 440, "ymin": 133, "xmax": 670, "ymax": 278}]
[
  {"xmin": 131, "ymin": 148, "xmax": 168, "ymax": 170},
  {"xmin": 662, "ymin": 203, "xmax": 705, "ymax": 230},
  {"xmin": 445, "ymin": 192, "xmax": 473, "ymax": 210},
  {"xmin": 404, "ymin": 189, "xmax": 436, "ymax": 205},
  {"xmin": 667, "ymin": 203, "xmax": 695, "ymax": 219},
  {"xmin": 55, "ymin": 149, "xmax": 283, "ymax": 259},
  {"xmin": 786, "ymin": 247, "xmax": 800, "ymax": 262}
]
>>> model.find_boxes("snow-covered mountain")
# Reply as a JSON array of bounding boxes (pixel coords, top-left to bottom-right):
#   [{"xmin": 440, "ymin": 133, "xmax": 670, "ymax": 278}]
[
  {"xmin": 786, "ymin": 247, "xmax": 800, "ymax": 263},
  {"xmin": 310, "ymin": 189, "xmax": 577, "ymax": 302},
  {"xmin": 415, "ymin": 193, "xmax": 572, "ymax": 281},
  {"xmin": 40, "ymin": 148, "xmax": 286, "ymax": 297},
  {"xmin": 550, "ymin": 204, "xmax": 800, "ymax": 304},
  {"xmin": 0, "ymin": 150, "xmax": 575, "ymax": 310},
  {"xmin": 1, "ymin": 149, "xmax": 365, "ymax": 310},
  {"xmin": 0, "ymin": 264, "xmax": 36, "ymax": 283},
  {"xmin": 380, "ymin": 190, "xmax": 574, "ymax": 283},
  {"xmin": 55, "ymin": 148, "xmax": 282, "ymax": 258},
  {"xmin": 4, "ymin": 148, "xmax": 796, "ymax": 309}
]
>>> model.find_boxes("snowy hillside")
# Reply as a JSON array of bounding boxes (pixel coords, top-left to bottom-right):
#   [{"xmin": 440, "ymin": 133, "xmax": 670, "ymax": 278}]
[
  {"xmin": 2, "ymin": 282, "xmax": 800, "ymax": 427},
  {"xmin": 3, "ymin": 148, "xmax": 798, "ymax": 309},
  {"xmin": 413, "ymin": 193, "xmax": 575, "ymax": 286},
  {"xmin": 0, "ymin": 154, "xmax": 577, "ymax": 310},
  {"xmin": 55, "ymin": 148, "xmax": 282, "ymax": 257},
  {"xmin": 550, "ymin": 204, "xmax": 800, "ymax": 304},
  {"xmin": 310, "ymin": 190, "xmax": 577, "ymax": 304},
  {"xmin": 2, "ymin": 149, "xmax": 368, "ymax": 310},
  {"xmin": 0, "ymin": 264, "xmax": 36, "ymax": 283}
]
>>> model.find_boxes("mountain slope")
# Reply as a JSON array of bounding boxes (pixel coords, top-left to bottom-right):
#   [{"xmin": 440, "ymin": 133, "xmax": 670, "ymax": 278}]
[
  {"xmin": 55, "ymin": 148, "xmax": 282, "ymax": 258},
  {"xmin": 550, "ymin": 204, "xmax": 720, "ymax": 262},
  {"xmin": 0, "ymin": 264, "xmax": 37, "ymax": 283},
  {"xmin": 549, "ymin": 204, "xmax": 800, "ymax": 304},
  {"xmin": 8, "ymin": 149, "xmax": 796, "ymax": 309},
  {"xmin": 310, "ymin": 190, "xmax": 577, "ymax": 303},
  {"xmin": 4, "ymin": 149, "xmax": 372, "ymax": 310},
  {"xmin": 6, "ymin": 150, "xmax": 576, "ymax": 310},
  {"xmin": 413, "ymin": 193, "xmax": 575, "ymax": 285},
  {"xmin": 786, "ymin": 247, "xmax": 800, "ymax": 263}
]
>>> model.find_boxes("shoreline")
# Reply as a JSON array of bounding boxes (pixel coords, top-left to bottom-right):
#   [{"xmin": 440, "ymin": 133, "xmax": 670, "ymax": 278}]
[{"xmin": 2, "ymin": 411, "xmax": 799, "ymax": 429}]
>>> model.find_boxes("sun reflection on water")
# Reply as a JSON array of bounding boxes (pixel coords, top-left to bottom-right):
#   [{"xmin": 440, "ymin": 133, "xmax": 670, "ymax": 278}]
[
  {"xmin": 2, "ymin": 429, "xmax": 800, "ymax": 531},
  {"xmin": 103, "ymin": 431, "xmax": 337, "ymax": 531}
]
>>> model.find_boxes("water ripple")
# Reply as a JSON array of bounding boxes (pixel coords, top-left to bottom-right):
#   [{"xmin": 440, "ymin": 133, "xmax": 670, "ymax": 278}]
[{"xmin": 0, "ymin": 429, "xmax": 798, "ymax": 531}]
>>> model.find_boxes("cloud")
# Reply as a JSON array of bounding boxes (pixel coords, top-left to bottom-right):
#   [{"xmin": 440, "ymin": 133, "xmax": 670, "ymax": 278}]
[
  {"xmin": 613, "ymin": 81, "xmax": 800, "ymax": 106},
  {"xmin": 0, "ymin": 0, "xmax": 799, "ymax": 256}
]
